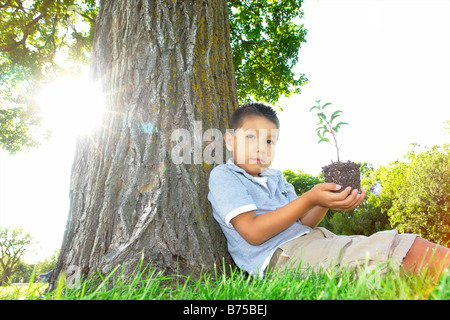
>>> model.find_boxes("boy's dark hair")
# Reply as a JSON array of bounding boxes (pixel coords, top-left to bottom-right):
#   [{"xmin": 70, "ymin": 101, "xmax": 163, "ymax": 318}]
[{"xmin": 229, "ymin": 102, "xmax": 280, "ymax": 130}]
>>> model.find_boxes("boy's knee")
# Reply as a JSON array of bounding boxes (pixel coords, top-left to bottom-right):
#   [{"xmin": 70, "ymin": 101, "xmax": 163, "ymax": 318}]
[{"xmin": 402, "ymin": 237, "xmax": 450, "ymax": 275}]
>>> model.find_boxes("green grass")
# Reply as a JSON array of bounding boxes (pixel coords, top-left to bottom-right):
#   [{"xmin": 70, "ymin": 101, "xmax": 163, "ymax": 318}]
[
  {"xmin": 0, "ymin": 283, "xmax": 48, "ymax": 299},
  {"xmin": 1, "ymin": 261, "xmax": 448, "ymax": 300}
]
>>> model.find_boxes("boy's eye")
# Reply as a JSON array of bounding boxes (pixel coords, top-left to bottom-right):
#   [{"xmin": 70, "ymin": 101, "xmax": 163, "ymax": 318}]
[
  {"xmin": 267, "ymin": 139, "xmax": 276, "ymax": 145},
  {"xmin": 247, "ymin": 134, "xmax": 256, "ymax": 140}
]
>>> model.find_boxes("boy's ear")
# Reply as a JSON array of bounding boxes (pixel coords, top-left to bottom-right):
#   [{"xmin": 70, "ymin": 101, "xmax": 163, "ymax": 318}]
[{"xmin": 224, "ymin": 131, "xmax": 234, "ymax": 152}]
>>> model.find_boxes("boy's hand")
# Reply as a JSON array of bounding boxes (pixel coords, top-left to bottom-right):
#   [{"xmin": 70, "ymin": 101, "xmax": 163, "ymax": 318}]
[
  {"xmin": 230, "ymin": 182, "xmax": 366, "ymax": 245},
  {"xmin": 307, "ymin": 183, "xmax": 366, "ymax": 212}
]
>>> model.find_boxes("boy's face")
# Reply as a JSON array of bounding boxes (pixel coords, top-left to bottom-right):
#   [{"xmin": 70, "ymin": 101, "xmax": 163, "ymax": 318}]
[{"xmin": 225, "ymin": 116, "xmax": 279, "ymax": 176}]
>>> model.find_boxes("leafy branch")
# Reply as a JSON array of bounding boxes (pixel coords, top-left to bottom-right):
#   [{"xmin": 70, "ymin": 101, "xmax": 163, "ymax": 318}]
[{"xmin": 310, "ymin": 100, "xmax": 349, "ymax": 163}]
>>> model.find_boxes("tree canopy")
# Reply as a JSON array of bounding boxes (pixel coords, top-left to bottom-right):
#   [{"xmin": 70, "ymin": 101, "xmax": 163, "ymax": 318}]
[
  {"xmin": 0, "ymin": 0, "xmax": 98, "ymax": 153},
  {"xmin": 0, "ymin": 0, "xmax": 308, "ymax": 154},
  {"xmin": 228, "ymin": 0, "xmax": 307, "ymax": 105}
]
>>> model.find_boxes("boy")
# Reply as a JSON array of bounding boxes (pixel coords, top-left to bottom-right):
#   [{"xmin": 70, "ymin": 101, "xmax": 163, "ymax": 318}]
[{"xmin": 208, "ymin": 102, "xmax": 449, "ymax": 279}]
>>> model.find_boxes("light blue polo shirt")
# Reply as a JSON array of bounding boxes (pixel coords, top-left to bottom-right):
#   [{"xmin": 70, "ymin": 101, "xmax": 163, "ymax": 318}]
[{"xmin": 208, "ymin": 159, "xmax": 312, "ymax": 278}]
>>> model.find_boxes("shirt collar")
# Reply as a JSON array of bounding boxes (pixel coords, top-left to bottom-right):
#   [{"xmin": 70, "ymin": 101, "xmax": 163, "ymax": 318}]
[
  {"xmin": 225, "ymin": 159, "xmax": 279, "ymax": 179},
  {"xmin": 225, "ymin": 159, "xmax": 280, "ymax": 198}
]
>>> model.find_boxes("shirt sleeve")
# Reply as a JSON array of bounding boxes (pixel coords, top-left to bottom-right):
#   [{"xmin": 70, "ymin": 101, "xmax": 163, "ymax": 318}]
[{"xmin": 208, "ymin": 166, "xmax": 257, "ymax": 228}]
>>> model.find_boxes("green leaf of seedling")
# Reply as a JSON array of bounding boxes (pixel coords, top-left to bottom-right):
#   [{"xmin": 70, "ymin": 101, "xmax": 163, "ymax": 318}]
[
  {"xmin": 315, "ymin": 124, "xmax": 328, "ymax": 132},
  {"xmin": 330, "ymin": 110, "xmax": 342, "ymax": 123},
  {"xmin": 318, "ymin": 138, "xmax": 330, "ymax": 143},
  {"xmin": 322, "ymin": 102, "xmax": 332, "ymax": 109},
  {"xmin": 310, "ymin": 105, "xmax": 319, "ymax": 112},
  {"xmin": 318, "ymin": 112, "xmax": 326, "ymax": 120},
  {"xmin": 333, "ymin": 121, "xmax": 349, "ymax": 132},
  {"xmin": 317, "ymin": 129, "xmax": 330, "ymax": 141},
  {"xmin": 317, "ymin": 130, "xmax": 324, "ymax": 140}
]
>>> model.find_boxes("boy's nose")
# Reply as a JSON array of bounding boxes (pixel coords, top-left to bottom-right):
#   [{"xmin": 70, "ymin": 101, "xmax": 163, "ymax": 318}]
[
  {"xmin": 256, "ymin": 130, "xmax": 269, "ymax": 152},
  {"xmin": 256, "ymin": 139, "xmax": 267, "ymax": 154}
]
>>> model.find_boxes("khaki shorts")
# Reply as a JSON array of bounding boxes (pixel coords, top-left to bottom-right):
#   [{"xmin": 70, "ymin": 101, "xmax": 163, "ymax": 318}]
[{"xmin": 267, "ymin": 227, "xmax": 417, "ymax": 275}]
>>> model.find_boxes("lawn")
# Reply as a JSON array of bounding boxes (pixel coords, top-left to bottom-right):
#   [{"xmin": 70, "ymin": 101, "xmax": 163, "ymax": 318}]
[
  {"xmin": 0, "ymin": 283, "xmax": 48, "ymax": 299},
  {"xmin": 1, "ymin": 261, "xmax": 448, "ymax": 301}
]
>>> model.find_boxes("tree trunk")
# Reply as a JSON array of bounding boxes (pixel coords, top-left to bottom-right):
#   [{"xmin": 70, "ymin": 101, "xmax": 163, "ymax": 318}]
[{"xmin": 50, "ymin": 0, "xmax": 237, "ymax": 288}]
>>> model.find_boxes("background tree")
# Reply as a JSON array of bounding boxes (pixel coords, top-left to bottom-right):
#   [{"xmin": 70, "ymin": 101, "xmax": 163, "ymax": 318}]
[
  {"xmin": 0, "ymin": 0, "xmax": 307, "ymax": 153},
  {"xmin": 374, "ymin": 144, "xmax": 450, "ymax": 246},
  {"xmin": 0, "ymin": 226, "xmax": 34, "ymax": 285},
  {"xmin": 35, "ymin": 249, "xmax": 59, "ymax": 275},
  {"xmin": 0, "ymin": 249, "xmax": 59, "ymax": 284},
  {"xmin": 283, "ymin": 169, "xmax": 322, "ymax": 196},
  {"xmin": 6, "ymin": 260, "xmax": 34, "ymax": 283}
]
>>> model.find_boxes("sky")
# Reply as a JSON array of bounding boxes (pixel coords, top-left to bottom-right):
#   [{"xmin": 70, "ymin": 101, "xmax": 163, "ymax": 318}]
[{"xmin": 1, "ymin": 0, "xmax": 449, "ymax": 263}]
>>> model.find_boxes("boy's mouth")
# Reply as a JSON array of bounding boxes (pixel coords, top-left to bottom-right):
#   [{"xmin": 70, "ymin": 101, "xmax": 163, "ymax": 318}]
[{"xmin": 250, "ymin": 158, "xmax": 264, "ymax": 164}]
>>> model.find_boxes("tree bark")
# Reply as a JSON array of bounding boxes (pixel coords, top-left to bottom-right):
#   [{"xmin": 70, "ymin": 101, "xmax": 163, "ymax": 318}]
[{"xmin": 50, "ymin": 0, "xmax": 237, "ymax": 287}]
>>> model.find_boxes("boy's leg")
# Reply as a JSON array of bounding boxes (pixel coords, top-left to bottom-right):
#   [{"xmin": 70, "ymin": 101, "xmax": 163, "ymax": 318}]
[{"xmin": 402, "ymin": 237, "xmax": 450, "ymax": 276}]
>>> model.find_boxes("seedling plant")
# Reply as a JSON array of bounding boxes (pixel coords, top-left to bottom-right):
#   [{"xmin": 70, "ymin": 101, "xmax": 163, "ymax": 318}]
[
  {"xmin": 310, "ymin": 100, "xmax": 348, "ymax": 163},
  {"xmin": 310, "ymin": 100, "xmax": 361, "ymax": 192}
]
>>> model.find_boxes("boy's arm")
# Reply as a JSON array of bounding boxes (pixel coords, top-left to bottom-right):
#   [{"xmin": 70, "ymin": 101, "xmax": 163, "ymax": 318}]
[
  {"xmin": 299, "ymin": 206, "xmax": 329, "ymax": 229},
  {"xmin": 231, "ymin": 183, "xmax": 365, "ymax": 245}
]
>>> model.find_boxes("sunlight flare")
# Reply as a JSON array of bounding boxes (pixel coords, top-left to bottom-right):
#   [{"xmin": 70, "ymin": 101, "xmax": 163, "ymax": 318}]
[{"xmin": 37, "ymin": 74, "xmax": 106, "ymax": 136}]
